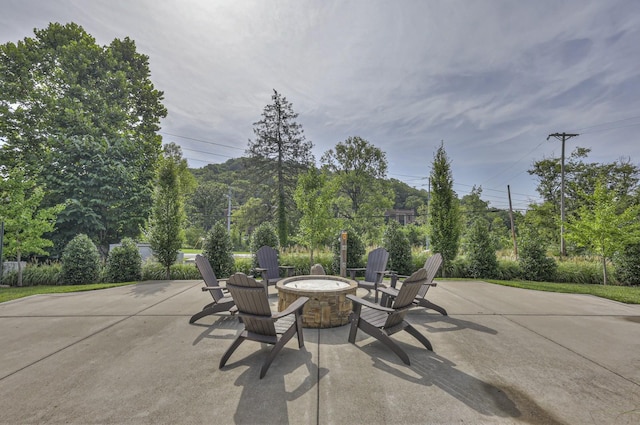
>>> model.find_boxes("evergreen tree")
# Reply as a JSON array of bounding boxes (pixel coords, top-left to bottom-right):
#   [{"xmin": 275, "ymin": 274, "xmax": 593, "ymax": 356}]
[
  {"xmin": 247, "ymin": 90, "xmax": 314, "ymax": 246},
  {"xmin": 148, "ymin": 153, "xmax": 186, "ymax": 279},
  {"xmin": 466, "ymin": 219, "xmax": 498, "ymax": 278},
  {"xmin": 203, "ymin": 222, "xmax": 235, "ymax": 278},
  {"xmin": 428, "ymin": 142, "xmax": 461, "ymax": 276},
  {"xmin": 383, "ymin": 220, "xmax": 412, "ymax": 275}
]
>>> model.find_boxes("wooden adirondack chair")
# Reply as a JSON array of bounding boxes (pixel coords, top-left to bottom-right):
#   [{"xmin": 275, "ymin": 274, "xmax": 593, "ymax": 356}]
[
  {"xmin": 380, "ymin": 253, "xmax": 447, "ymax": 315},
  {"xmin": 255, "ymin": 246, "xmax": 294, "ymax": 295},
  {"xmin": 220, "ymin": 273, "xmax": 309, "ymax": 379},
  {"xmin": 347, "ymin": 268, "xmax": 433, "ymax": 365},
  {"xmin": 347, "ymin": 247, "xmax": 389, "ymax": 303},
  {"xmin": 189, "ymin": 255, "xmax": 237, "ymax": 324}
]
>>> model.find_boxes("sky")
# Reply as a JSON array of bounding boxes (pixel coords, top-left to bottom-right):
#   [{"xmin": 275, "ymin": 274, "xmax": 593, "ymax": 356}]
[{"xmin": 2, "ymin": 0, "xmax": 640, "ymax": 212}]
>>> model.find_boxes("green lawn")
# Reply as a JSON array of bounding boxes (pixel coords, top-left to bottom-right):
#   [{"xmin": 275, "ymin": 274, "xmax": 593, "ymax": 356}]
[
  {"xmin": 485, "ymin": 279, "xmax": 640, "ymax": 304},
  {"xmin": 0, "ymin": 282, "xmax": 137, "ymax": 304}
]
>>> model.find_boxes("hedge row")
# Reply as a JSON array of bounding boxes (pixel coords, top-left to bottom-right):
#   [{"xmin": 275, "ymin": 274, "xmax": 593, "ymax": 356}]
[{"xmin": 3, "ymin": 251, "xmax": 632, "ymax": 287}]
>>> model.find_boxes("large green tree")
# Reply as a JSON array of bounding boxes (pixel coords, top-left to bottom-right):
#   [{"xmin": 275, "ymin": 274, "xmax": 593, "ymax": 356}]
[
  {"xmin": 247, "ymin": 89, "xmax": 314, "ymax": 246},
  {"xmin": 428, "ymin": 142, "xmax": 461, "ymax": 276},
  {"xmin": 321, "ymin": 136, "xmax": 393, "ymax": 243},
  {"xmin": 293, "ymin": 168, "xmax": 335, "ymax": 263},
  {"xmin": 566, "ymin": 181, "xmax": 640, "ymax": 285},
  {"xmin": 0, "ymin": 168, "xmax": 65, "ymax": 286},
  {"xmin": 0, "ymin": 22, "xmax": 167, "ymax": 254}
]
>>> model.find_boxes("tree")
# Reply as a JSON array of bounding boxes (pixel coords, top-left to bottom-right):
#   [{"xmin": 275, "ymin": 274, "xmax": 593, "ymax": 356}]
[
  {"xmin": 566, "ymin": 180, "xmax": 640, "ymax": 285},
  {"xmin": 0, "ymin": 168, "xmax": 65, "ymax": 286},
  {"xmin": 321, "ymin": 136, "xmax": 393, "ymax": 243},
  {"xmin": 247, "ymin": 89, "xmax": 314, "ymax": 246},
  {"xmin": 465, "ymin": 219, "xmax": 498, "ymax": 279},
  {"xmin": 429, "ymin": 142, "xmax": 461, "ymax": 276},
  {"xmin": 147, "ymin": 153, "xmax": 186, "ymax": 279},
  {"xmin": 0, "ymin": 23, "xmax": 167, "ymax": 255},
  {"xmin": 202, "ymin": 222, "xmax": 235, "ymax": 278},
  {"xmin": 187, "ymin": 181, "xmax": 229, "ymax": 231},
  {"xmin": 294, "ymin": 168, "xmax": 335, "ymax": 263},
  {"xmin": 383, "ymin": 220, "xmax": 412, "ymax": 275}
]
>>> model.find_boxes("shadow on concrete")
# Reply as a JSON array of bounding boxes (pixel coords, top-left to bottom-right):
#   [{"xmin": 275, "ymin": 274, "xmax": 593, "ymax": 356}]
[
  {"xmin": 416, "ymin": 313, "xmax": 499, "ymax": 335},
  {"xmin": 190, "ymin": 314, "xmax": 240, "ymax": 346},
  {"xmin": 222, "ymin": 347, "xmax": 328, "ymax": 424},
  {"xmin": 127, "ymin": 280, "xmax": 173, "ymax": 297},
  {"xmin": 369, "ymin": 350, "xmax": 566, "ymax": 424}
]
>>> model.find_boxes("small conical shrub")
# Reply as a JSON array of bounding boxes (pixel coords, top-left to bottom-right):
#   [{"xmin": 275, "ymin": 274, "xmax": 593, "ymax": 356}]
[{"xmin": 61, "ymin": 234, "xmax": 101, "ymax": 285}]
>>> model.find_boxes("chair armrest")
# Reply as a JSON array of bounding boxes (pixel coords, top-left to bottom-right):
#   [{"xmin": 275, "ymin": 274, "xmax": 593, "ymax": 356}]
[
  {"xmin": 201, "ymin": 286, "xmax": 224, "ymax": 292},
  {"xmin": 347, "ymin": 267, "xmax": 366, "ymax": 279},
  {"xmin": 255, "ymin": 267, "xmax": 268, "ymax": 272},
  {"xmin": 346, "ymin": 294, "xmax": 394, "ymax": 313},
  {"xmin": 378, "ymin": 286, "xmax": 399, "ymax": 298},
  {"xmin": 272, "ymin": 296, "xmax": 309, "ymax": 319}
]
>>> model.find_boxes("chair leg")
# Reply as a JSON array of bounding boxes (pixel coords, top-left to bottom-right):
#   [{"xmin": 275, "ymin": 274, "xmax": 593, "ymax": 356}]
[
  {"xmin": 295, "ymin": 312, "xmax": 305, "ymax": 348},
  {"xmin": 404, "ymin": 323, "xmax": 433, "ymax": 351},
  {"xmin": 365, "ymin": 326, "xmax": 411, "ymax": 365},
  {"xmin": 348, "ymin": 305, "xmax": 362, "ymax": 343},
  {"xmin": 219, "ymin": 333, "xmax": 246, "ymax": 369},
  {"xmin": 418, "ymin": 299, "xmax": 448, "ymax": 316},
  {"xmin": 260, "ymin": 331, "xmax": 294, "ymax": 379}
]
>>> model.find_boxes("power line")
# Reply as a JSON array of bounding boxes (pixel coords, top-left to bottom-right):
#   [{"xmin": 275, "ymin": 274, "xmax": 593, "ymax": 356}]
[
  {"xmin": 575, "ymin": 115, "xmax": 640, "ymax": 132},
  {"xmin": 160, "ymin": 131, "xmax": 245, "ymax": 151}
]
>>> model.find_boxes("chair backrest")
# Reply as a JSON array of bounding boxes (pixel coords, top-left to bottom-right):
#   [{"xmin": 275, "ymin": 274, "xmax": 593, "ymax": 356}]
[
  {"xmin": 226, "ymin": 273, "xmax": 276, "ymax": 336},
  {"xmin": 385, "ymin": 268, "xmax": 429, "ymax": 329},
  {"xmin": 416, "ymin": 253, "xmax": 443, "ymax": 299},
  {"xmin": 256, "ymin": 246, "xmax": 280, "ymax": 280},
  {"xmin": 365, "ymin": 248, "xmax": 389, "ymax": 283},
  {"xmin": 195, "ymin": 254, "xmax": 224, "ymax": 302}
]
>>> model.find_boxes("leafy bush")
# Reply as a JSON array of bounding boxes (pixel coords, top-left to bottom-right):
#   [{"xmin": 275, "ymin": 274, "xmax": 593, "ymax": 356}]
[
  {"xmin": 1, "ymin": 262, "xmax": 62, "ymax": 286},
  {"xmin": 518, "ymin": 228, "xmax": 557, "ymax": 281},
  {"xmin": 555, "ymin": 259, "xmax": 605, "ymax": 285},
  {"xmin": 466, "ymin": 219, "xmax": 498, "ymax": 278},
  {"xmin": 105, "ymin": 238, "xmax": 142, "ymax": 283},
  {"xmin": 203, "ymin": 222, "xmax": 235, "ymax": 278},
  {"xmin": 281, "ymin": 251, "xmax": 333, "ymax": 276},
  {"xmin": 61, "ymin": 234, "xmax": 101, "ymax": 285},
  {"xmin": 613, "ymin": 242, "xmax": 640, "ymax": 285},
  {"xmin": 383, "ymin": 220, "xmax": 412, "ymax": 275},
  {"xmin": 141, "ymin": 261, "xmax": 201, "ymax": 280},
  {"xmin": 331, "ymin": 227, "xmax": 365, "ymax": 275},
  {"xmin": 250, "ymin": 222, "xmax": 279, "ymax": 269}
]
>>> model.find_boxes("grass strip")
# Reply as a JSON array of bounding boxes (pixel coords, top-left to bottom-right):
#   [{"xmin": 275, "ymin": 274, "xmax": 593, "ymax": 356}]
[
  {"xmin": 485, "ymin": 279, "xmax": 640, "ymax": 304},
  {"xmin": 0, "ymin": 282, "xmax": 137, "ymax": 304}
]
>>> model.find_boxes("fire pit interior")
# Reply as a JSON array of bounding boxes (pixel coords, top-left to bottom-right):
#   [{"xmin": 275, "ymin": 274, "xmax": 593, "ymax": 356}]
[{"xmin": 277, "ymin": 275, "xmax": 357, "ymax": 328}]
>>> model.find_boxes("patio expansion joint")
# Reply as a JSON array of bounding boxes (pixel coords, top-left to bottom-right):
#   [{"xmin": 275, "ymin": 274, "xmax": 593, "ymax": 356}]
[{"xmin": 0, "ymin": 282, "xmax": 199, "ymax": 383}]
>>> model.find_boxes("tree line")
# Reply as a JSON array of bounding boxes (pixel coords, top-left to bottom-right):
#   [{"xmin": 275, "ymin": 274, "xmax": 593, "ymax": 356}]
[{"xmin": 2, "ymin": 23, "xmax": 640, "ymax": 287}]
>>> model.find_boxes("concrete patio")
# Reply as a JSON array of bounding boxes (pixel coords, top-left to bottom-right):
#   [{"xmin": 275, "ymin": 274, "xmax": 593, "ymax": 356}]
[{"xmin": 0, "ymin": 279, "xmax": 639, "ymax": 424}]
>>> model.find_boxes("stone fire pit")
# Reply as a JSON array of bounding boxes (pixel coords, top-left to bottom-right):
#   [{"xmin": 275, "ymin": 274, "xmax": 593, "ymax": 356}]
[{"xmin": 276, "ymin": 275, "xmax": 357, "ymax": 328}]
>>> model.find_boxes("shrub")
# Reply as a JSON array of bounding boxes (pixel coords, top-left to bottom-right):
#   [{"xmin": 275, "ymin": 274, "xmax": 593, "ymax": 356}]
[
  {"xmin": 105, "ymin": 238, "xmax": 142, "ymax": 283},
  {"xmin": 61, "ymin": 234, "xmax": 101, "ymax": 285},
  {"xmin": 613, "ymin": 242, "xmax": 640, "ymax": 285},
  {"xmin": 331, "ymin": 227, "xmax": 365, "ymax": 275},
  {"xmin": 141, "ymin": 261, "xmax": 201, "ymax": 280},
  {"xmin": 518, "ymin": 228, "xmax": 557, "ymax": 281},
  {"xmin": 466, "ymin": 219, "xmax": 498, "ymax": 278},
  {"xmin": 555, "ymin": 259, "xmax": 604, "ymax": 284},
  {"xmin": 281, "ymin": 251, "xmax": 333, "ymax": 275},
  {"xmin": 203, "ymin": 222, "xmax": 235, "ymax": 278},
  {"xmin": 250, "ymin": 222, "xmax": 279, "ymax": 270},
  {"xmin": 1, "ymin": 262, "xmax": 62, "ymax": 286},
  {"xmin": 383, "ymin": 220, "xmax": 412, "ymax": 275}
]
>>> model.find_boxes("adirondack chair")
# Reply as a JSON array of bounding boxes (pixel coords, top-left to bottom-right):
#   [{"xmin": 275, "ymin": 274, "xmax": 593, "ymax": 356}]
[
  {"xmin": 255, "ymin": 246, "xmax": 294, "ymax": 295},
  {"xmin": 347, "ymin": 247, "xmax": 389, "ymax": 303},
  {"xmin": 189, "ymin": 255, "xmax": 237, "ymax": 324},
  {"xmin": 220, "ymin": 273, "xmax": 309, "ymax": 379},
  {"xmin": 380, "ymin": 253, "xmax": 447, "ymax": 315},
  {"xmin": 347, "ymin": 268, "xmax": 433, "ymax": 365}
]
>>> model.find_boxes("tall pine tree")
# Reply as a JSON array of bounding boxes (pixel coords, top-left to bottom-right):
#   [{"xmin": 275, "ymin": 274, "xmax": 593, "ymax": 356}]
[{"xmin": 247, "ymin": 90, "xmax": 314, "ymax": 246}]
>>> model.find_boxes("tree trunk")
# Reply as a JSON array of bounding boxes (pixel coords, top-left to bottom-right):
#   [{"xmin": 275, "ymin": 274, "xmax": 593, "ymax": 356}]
[
  {"xmin": 601, "ymin": 256, "xmax": 608, "ymax": 285},
  {"xmin": 17, "ymin": 249, "xmax": 23, "ymax": 287}
]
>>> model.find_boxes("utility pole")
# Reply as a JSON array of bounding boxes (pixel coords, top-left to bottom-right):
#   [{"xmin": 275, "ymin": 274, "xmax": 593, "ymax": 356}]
[
  {"xmin": 226, "ymin": 189, "xmax": 232, "ymax": 232},
  {"xmin": 547, "ymin": 132, "xmax": 579, "ymax": 256}
]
